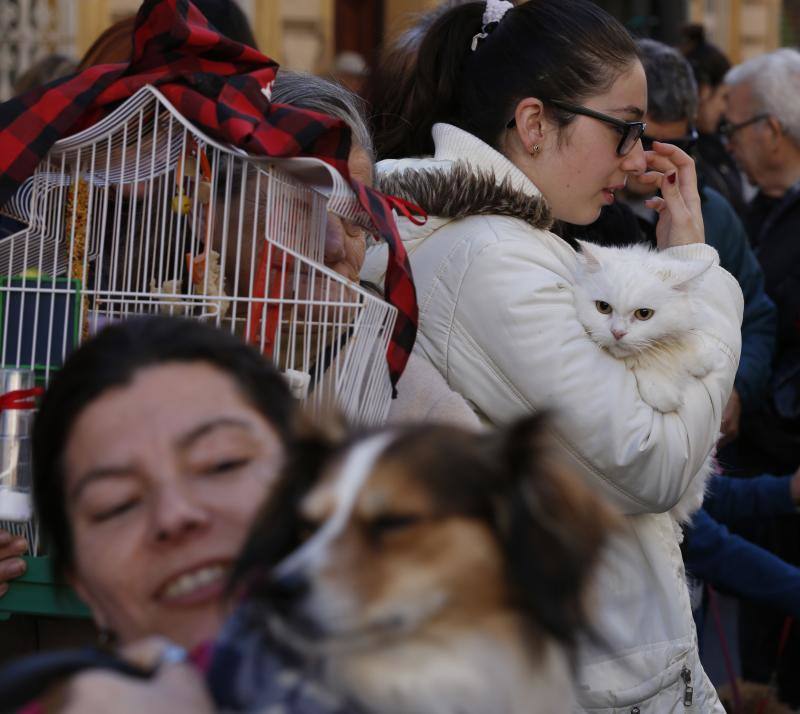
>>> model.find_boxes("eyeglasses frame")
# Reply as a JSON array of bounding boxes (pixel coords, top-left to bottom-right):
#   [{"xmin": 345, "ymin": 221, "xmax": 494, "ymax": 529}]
[
  {"xmin": 506, "ymin": 99, "xmax": 645, "ymax": 156},
  {"xmin": 719, "ymin": 113, "xmax": 771, "ymax": 138}
]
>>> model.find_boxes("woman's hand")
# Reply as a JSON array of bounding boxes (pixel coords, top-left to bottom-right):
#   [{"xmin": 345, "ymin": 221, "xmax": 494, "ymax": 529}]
[
  {"xmin": 0, "ymin": 529, "xmax": 27, "ymax": 597},
  {"xmin": 44, "ymin": 638, "xmax": 214, "ymax": 714},
  {"xmin": 637, "ymin": 141, "xmax": 705, "ymax": 251}
]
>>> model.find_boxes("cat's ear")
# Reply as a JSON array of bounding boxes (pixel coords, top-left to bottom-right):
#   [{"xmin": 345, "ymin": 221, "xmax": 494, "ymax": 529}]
[
  {"xmin": 671, "ymin": 259, "xmax": 714, "ymax": 292},
  {"xmin": 576, "ymin": 240, "xmax": 602, "ymax": 273}
]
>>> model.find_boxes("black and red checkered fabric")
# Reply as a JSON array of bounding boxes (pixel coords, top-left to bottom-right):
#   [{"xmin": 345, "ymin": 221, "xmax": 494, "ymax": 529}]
[{"xmin": 0, "ymin": 0, "xmax": 417, "ymax": 388}]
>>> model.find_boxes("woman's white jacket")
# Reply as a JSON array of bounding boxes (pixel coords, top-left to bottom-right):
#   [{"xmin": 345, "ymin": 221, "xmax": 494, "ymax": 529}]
[{"xmin": 363, "ymin": 124, "xmax": 742, "ymax": 713}]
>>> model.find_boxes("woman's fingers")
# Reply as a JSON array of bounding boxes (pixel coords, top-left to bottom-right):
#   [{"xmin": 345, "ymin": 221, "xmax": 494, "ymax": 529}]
[
  {"xmin": 647, "ymin": 142, "xmax": 701, "ymax": 214},
  {"xmin": 0, "ymin": 534, "xmax": 28, "ymax": 594}
]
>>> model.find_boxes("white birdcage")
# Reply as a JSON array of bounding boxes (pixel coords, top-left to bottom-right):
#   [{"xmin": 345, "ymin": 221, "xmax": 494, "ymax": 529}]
[{"xmin": 0, "ymin": 85, "xmax": 397, "ymax": 549}]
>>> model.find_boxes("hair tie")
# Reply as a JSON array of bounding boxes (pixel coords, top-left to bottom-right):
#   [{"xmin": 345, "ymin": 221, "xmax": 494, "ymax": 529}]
[{"xmin": 471, "ymin": 0, "xmax": 514, "ymax": 51}]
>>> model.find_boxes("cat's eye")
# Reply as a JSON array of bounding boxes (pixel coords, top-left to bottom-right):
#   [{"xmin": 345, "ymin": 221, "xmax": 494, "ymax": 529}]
[
  {"xmin": 595, "ymin": 301, "xmax": 612, "ymax": 314},
  {"xmin": 634, "ymin": 308, "xmax": 654, "ymax": 320}
]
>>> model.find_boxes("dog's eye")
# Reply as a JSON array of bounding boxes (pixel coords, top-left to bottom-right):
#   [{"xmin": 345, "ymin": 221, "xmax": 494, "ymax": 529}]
[{"xmin": 368, "ymin": 514, "xmax": 421, "ymax": 538}]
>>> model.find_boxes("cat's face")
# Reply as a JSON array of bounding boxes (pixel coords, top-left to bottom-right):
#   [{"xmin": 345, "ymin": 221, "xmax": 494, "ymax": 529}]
[{"xmin": 573, "ymin": 242, "xmax": 710, "ymax": 358}]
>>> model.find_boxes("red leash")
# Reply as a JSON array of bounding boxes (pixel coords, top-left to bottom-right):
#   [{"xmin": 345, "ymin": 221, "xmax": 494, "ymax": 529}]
[
  {"xmin": 708, "ymin": 585, "xmax": 744, "ymax": 712},
  {"xmin": 755, "ymin": 616, "xmax": 795, "ymax": 714}
]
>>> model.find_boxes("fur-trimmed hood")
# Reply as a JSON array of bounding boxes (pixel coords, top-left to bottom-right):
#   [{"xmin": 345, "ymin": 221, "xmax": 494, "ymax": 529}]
[{"xmin": 377, "ymin": 162, "xmax": 553, "ymax": 234}]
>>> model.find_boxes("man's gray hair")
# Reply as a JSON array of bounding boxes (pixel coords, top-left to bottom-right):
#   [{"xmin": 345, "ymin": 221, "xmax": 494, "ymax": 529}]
[
  {"xmin": 271, "ymin": 70, "xmax": 374, "ymax": 161},
  {"xmin": 637, "ymin": 39, "xmax": 698, "ymax": 124},
  {"xmin": 725, "ymin": 48, "xmax": 800, "ymax": 145}
]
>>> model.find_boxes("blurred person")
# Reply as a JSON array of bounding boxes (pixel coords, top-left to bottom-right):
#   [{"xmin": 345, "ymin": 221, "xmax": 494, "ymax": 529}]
[
  {"xmin": 330, "ymin": 51, "xmax": 369, "ymax": 96},
  {"xmin": 8, "ymin": 318, "xmax": 349, "ymax": 714},
  {"xmin": 77, "ymin": 0, "xmax": 256, "ymax": 71},
  {"xmin": 722, "ymin": 47, "xmax": 800, "ymax": 705},
  {"xmin": 723, "ymin": 48, "xmax": 800, "ymax": 475},
  {"xmin": 364, "ymin": 0, "xmax": 743, "ymax": 710},
  {"xmin": 681, "ymin": 24, "xmax": 747, "ymax": 217}
]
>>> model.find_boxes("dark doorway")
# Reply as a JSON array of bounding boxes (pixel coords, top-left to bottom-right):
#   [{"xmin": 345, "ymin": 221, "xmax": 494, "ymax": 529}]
[
  {"xmin": 335, "ymin": 0, "xmax": 384, "ymax": 68},
  {"xmin": 594, "ymin": 0, "xmax": 688, "ymax": 44}
]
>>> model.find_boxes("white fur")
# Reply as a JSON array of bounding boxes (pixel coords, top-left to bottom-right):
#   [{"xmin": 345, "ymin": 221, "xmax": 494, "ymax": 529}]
[
  {"xmin": 574, "ymin": 242, "xmax": 716, "ymax": 528},
  {"xmin": 322, "ymin": 620, "xmax": 573, "ymax": 714}
]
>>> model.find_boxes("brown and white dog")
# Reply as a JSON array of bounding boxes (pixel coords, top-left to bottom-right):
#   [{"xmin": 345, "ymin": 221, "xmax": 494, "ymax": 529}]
[{"xmin": 231, "ymin": 415, "xmax": 617, "ymax": 714}]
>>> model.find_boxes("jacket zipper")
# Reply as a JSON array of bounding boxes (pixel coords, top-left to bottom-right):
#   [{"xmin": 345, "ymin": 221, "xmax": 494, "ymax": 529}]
[{"xmin": 681, "ymin": 666, "xmax": 694, "ymax": 706}]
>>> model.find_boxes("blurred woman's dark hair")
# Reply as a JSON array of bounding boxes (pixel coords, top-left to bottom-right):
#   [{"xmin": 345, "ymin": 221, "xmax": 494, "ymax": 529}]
[
  {"xmin": 680, "ymin": 24, "xmax": 731, "ymax": 88},
  {"xmin": 33, "ymin": 317, "xmax": 293, "ymax": 578},
  {"xmin": 78, "ymin": 0, "xmax": 257, "ymax": 70},
  {"xmin": 371, "ymin": 0, "xmax": 638, "ymax": 159}
]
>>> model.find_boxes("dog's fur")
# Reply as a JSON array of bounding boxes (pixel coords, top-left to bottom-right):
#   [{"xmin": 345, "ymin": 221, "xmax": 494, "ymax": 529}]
[
  {"xmin": 231, "ymin": 415, "xmax": 617, "ymax": 714},
  {"xmin": 717, "ymin": 680, "xmax": 795, "ymax": 714}
]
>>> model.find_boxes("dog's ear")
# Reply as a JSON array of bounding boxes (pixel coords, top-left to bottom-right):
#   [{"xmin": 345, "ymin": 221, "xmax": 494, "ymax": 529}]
[
  {"xmin": 227, "ymin": 410, "xmax": 345, "ymax": 599},
  {"xmin": 488, "ymin": 414, "xmax": 618, "ymax": 648}
]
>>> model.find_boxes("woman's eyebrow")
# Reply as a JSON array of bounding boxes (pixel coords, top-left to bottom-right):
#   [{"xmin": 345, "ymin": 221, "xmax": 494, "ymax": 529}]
[
  {"xmin": 176, "ymin": 417, "xmax": 254, "ymax": 449},
  {"xmin": 611, "ymin": 105, "xmax": 645, "ymax": 120}
]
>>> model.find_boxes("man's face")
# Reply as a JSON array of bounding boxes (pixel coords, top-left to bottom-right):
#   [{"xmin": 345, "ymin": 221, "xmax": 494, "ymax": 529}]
[
  {"xmin": 724, "ymin": 82, "xmax": 771, "ymax": 188},
  {"xmin": 626, "ymin": 117, "xmax": 691, "ymax": 197}
]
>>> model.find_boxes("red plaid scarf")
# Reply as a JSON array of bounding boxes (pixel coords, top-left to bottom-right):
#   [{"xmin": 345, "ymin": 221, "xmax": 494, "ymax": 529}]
[{"xmin": 0, "ymin": 0, "xmax": 417, "ymax": 389}]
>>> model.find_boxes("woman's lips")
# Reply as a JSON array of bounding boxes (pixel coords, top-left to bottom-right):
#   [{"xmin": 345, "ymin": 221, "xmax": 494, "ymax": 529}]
[{"xmin": 155, "ymin": 561, "xmax": 228, "ymax": 607}]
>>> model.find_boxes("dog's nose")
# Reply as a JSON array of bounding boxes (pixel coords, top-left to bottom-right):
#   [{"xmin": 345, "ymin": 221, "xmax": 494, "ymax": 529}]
[
  {"xmin": 267, "ymin": 569, "xmax": 309, "ymax": 608},
  {"xmin": 611, "ymin": 328, "xmax": 627, "ymax": 341}
]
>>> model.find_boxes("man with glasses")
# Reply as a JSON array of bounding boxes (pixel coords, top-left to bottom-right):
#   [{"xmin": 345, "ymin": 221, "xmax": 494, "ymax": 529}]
[{"xmin": 722, "ymin": 48, "xmax": 800, "ymax": 705}]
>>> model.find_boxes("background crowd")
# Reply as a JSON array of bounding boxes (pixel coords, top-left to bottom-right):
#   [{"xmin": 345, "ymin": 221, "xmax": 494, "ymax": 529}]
[{"xmin": 0, "ymin": 1, "xmax": 797, "ymax": 713}]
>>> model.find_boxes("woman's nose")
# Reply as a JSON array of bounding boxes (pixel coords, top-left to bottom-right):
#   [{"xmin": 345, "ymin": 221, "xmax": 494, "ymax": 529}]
[
  {"xmin": 621, "ymin": 140, "xmax": 647, "ymax": 175},
  {"xmin": 150, "ymin": 483, "xmax": 211, "ymax": 543}
]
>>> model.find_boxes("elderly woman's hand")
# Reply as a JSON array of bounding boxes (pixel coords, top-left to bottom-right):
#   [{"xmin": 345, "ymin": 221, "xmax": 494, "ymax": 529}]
[
  {"xmin": 0, "ymin": 529, "xmax": 27, "ymax": 597},
  {"xmin": 638, "ymin": 141, "xmax": 705, "ymax": 251},
  {"xmin": 44, "ymin": 638, "xmax": 214, "ymax": 714}
]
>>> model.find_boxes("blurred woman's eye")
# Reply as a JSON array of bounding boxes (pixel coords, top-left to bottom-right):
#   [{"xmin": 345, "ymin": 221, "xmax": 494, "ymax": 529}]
[
  {"xmin": 200, "ymin": 456, "xmax": 251, "ymax": 476},
  {"xmin": 90, "ymin": 498, "xmax": 140, "ymax": 523}
]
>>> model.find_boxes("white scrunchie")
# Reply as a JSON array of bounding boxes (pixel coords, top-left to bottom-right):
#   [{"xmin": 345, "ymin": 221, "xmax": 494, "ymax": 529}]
[{"xmin": 471, "ymin": 0, "xmax": 514, "ymax": 51}]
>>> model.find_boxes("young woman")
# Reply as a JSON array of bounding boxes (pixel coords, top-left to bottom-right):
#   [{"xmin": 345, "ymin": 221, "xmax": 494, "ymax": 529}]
[{"xmin": 364, "ymin": 1, "xmax": 742, "ymax": 711}]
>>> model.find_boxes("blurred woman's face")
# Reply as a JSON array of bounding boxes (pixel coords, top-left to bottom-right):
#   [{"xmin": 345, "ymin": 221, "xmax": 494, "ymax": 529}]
[
  {"xmin": 63, "ymin": 362, "xmax": 284, "ymax": 648},
  {"xmin": 696, "ymin": 82, "xmax": 728, "ymax": 135}
]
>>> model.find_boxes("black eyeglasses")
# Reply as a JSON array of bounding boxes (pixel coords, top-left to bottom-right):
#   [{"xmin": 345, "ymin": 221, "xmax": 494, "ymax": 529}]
[
  {"xmin": 507, "ymin": 100, "xmax": 646, "ymax": 156},
  {"xmin": 641, "ymin": 127, "xmax": 699, "ymax": 154},
  {"xmin": 718, "ymin": 113, "xmax": 770, "ymax": 138}
]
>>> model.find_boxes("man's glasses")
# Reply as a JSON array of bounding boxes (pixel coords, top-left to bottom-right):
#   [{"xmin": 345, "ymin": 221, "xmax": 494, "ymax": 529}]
[
  {"xmin": 506, "ymin": 99, "xmax": 646, "ymax": 156},
  {"xmin": 719, "ymin": 113, "xmax": 770, "ymax": 138},
  {"xmin": 641, "ymin": 127, "xmax": 699, "ymax": 154}
]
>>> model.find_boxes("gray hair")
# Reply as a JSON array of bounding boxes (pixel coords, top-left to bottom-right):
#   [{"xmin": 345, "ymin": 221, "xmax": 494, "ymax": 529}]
[
  {"xmin": 725, "ymin": 48, "xmax": 800, "ymax": 145},
  {"xmin": 637, "ymin": 39, "xmax": 698, "ymax": 124},
  {"xmin": 271, "ymin": 70, "xmax": 374, "ymax": 161}
]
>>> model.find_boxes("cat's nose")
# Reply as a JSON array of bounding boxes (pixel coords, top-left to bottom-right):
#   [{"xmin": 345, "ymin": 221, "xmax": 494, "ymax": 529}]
[{"xmin": 612, "ymin": 328, "xmax": 627, "ymax": 340}]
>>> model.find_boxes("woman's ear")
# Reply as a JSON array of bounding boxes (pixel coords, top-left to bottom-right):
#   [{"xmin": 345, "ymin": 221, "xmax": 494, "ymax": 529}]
[{"xmin": 513, "ymin": 97, "xmax": 547, "ymax": 153}]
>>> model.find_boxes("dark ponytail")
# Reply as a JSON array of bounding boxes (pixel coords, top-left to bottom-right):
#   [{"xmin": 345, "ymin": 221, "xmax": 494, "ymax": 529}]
[{"xmin": 372, "ymin": 0, "xmax": 638, "ymax": 159}]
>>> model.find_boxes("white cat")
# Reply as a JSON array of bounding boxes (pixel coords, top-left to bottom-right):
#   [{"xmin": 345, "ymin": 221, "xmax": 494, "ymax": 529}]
[{"xmin": 573, "ymin": 240, "xmax": 718, "ymax": 529}]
